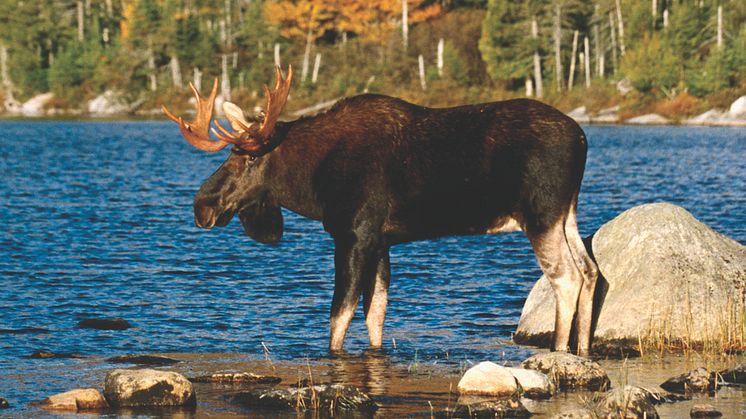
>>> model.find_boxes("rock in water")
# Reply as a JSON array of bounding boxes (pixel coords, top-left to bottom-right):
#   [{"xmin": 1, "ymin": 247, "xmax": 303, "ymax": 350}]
[
  {"xmin": 191, "ymin": 372, "xmax": 281, "ymax": 385},
  {"xmin": 32, "ymin": 389, "xmax": 108, "ymax": 411},
  {"xmin": 718, "ymin": 364, "xmax": 746, "ymax": 384},
  {"xmin": 103, "ymin": 369, "xmax": 195, "ymax": 407},
  {"xmin": 106, "ymin": 355, "xmax": 179, "ymax": 365},
  {"xmin": 231, "ymin": 384, "xmax": 377, "ymax": 413},
  {"xmin": 505, "ymin": 367, "xmax": 554, "ymax": 399},
  {"xmin": 443, "ymin": 395, "xmax": 531, "ymax": 418},
  {"xmin": 457, "ymin": 362, "xmax": 520, "ymax": 397},
  {"xmin": 0, "ymin": 397, "xmax": 9, "ymax": 409},
  {"xmin": 690, "ymin": 404, "xmax": 723, "ymax": 418},
  {"xmin": 596, "ymin": 385, "xmax": 660, "ymax": 418},
  {"xmin": 551, "ymin": 409, "xmax": 594, "ymax": 419},
  {"xmin": 521, "ymin": 352, "xmax": 610, "ymax": 391},
  {"xmin": 660, "ymin": 368, "xmax": 715, "ymax": 394},
  {"xmin": 78, "ymin": 318, "xmax": 132, "ymax": 330},
  {"xmin": 516, "ymin": 203, "xmax": 746, "ymax": 350}
]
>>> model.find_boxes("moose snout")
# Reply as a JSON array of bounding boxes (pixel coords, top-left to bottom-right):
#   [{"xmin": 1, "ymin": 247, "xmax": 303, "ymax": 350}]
[{"xmin": 194, "ymin": 201, "xmax": 217, "ymax": 229}]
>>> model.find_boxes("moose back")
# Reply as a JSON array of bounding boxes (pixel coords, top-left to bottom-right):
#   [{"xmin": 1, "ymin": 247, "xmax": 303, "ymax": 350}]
[{"xmin": 163, "ymin": 66, "xmax": 599, "ymax": 355}]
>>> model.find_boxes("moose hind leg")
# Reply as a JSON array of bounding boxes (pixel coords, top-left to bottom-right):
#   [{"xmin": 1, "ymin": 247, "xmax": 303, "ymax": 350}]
[
  {"xmin": 363, "ymin": 251, "xmax": 390, "ymax": 348},
  {"xmin": 564, "ymin": 209, "xmax": 599, "ymax": 356},
  {"xmin": 528, "ymin": 221, "xmax": 583, "ymax": 353}
]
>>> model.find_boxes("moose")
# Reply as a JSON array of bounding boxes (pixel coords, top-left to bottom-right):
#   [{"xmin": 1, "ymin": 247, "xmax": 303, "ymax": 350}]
[{"xmin": 163, "ymin": 66, "xmax": 599, "ymax": 355}]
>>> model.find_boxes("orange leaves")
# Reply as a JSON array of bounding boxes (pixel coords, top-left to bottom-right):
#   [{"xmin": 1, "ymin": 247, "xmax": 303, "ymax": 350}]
[{"xmin": 264, "ymin": 0, "xmax": 442, "ymax": 43}]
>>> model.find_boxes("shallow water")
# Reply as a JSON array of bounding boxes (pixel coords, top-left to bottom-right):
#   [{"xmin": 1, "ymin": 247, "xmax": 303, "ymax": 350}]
[{"xmin": 0, "ymin": 122, "xmax": 744, "ymax": 415}]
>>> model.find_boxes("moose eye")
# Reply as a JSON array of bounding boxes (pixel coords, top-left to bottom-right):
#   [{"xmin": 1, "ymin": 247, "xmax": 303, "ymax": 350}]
[{"xmin": 245, "ymin": 155, "xmax": 256, "ymax": 167}]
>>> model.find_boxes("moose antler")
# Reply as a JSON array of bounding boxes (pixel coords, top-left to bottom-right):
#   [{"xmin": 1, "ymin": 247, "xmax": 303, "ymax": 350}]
[{"xmin": 162, "ymin": 65, "xmax": 293, "ymax": 155}]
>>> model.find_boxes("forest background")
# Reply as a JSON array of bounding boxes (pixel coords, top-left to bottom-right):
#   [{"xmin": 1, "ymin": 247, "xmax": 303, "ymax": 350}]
[{"xmin": 0, "ymin": 0, "xmax": 744, "ymax": 120}]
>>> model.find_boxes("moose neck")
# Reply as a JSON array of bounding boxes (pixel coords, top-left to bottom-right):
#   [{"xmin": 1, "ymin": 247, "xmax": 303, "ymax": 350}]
[{"xmin": 264, "ymin": 119, "xmax": 326, "ymax": 221}]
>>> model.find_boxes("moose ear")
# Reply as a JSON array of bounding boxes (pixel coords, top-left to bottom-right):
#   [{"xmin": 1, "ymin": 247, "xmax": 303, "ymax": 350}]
[{"xmin": 238, "ymin": 201, "xmax": 283, "ymax": 244}]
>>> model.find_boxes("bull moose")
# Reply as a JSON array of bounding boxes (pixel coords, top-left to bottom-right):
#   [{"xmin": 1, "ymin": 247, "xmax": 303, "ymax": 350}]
[{"xmin": 163, "ymin": 66, "xmax": 599, "ymax": 355}]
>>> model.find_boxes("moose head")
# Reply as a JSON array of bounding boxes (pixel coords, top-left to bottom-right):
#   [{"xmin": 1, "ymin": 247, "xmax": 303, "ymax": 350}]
[{"xmin": 162, "ymin": 66, "xmax": 293, "ymax": 243}]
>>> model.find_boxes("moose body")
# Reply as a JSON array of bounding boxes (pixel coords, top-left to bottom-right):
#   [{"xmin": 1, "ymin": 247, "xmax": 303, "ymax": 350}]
[{"xmin": 164, "ymin": 67, "xmax": 599, "ymax": 355}]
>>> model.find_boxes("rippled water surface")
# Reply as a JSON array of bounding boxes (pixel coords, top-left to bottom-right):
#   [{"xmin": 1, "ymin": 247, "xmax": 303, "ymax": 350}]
[{"xmin": 0, "ymin": 122, "xmax": 744, "ymax": 412}]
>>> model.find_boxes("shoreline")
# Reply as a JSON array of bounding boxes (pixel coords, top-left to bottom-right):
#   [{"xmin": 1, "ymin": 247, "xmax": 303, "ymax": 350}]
[
  {"xmin": 0, "ymin": 113, "xmax": 744, "ymax": 127},
  {"xmin": 3, "ymin": 350, "xmax": 746, "ymax": 417}
]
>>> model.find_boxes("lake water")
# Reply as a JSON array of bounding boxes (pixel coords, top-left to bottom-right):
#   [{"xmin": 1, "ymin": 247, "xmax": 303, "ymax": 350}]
[{"xmin": 0, "ymin": 122, "xmax": 744, "ymax": 413}]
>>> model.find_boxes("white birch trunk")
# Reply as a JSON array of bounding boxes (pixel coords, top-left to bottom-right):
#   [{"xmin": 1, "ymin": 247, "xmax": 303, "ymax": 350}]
[
  {"xmin": 531, "ymin": 16, "xmax": 544, "ymax": 98},
  {"xmin": 554, "ymin": 3, "xmax": 563, "ymax": 92},
  {"xmin": 615, "ymin": 0, "xmax": 626, "ymax": 55},
  {"xmin": 437, "ymin": 38, "xmax": 444, "ymax": 77},
  {"xmin": 274, "ymin": 43, "xmax": 281, "ymax": 67},
  {"xmin": 663, "ymin": 9, "xmax": 669, "ymax": 28},
  {"xmin": 0, "ymin": 44, "xmax": 8, "ymax": 87},
  {"xmin": 525, "ymin": 77, "xmax": 534, "ymax": 97},
  {"xmin": 232, "ymin": 52, "xmax": 238, "ymax": 69},
  {"xmin": 77, "ymin": 1, "xmax": 85, "ymax": 42},
  {"xmin": 402, "ymin": 0, "xmax": 409, "ymax": 50},
  {"xmin": 652, "ymin": 0, "xmax": 657, "ymax": 25},
  {"xmin": 193, "ymin": 67, "xmax": 202, "ymax": 93},
  {"xmin": 302, "ymin": 26, "xmax": 313, "ymax": 83},
  {"xmin": 584, "ymin": 36, "xmax": 591, "ymax": 88},
  {"xmin": 221, "ymin": 54, "xmax": 231, "ymax": 101},
  {"xmin": 170, "ymin": 55, "xmax": 182, "ymax": 87},
  {"xmin": 225, "ymin": 0, "xmax": 232, "ymax": 49},
  {"xmin": 418, "ymin": 54, "xmax": 426, "ymax": 90},
  {"xmin": 106, "ymin": 0, "xmax": 113, "ymax": 16},
  {"xmin": 609, "ymin": 12, "xmax": 618, "ymax": 73},
  {"xmin": 568, "ymin": 31, "xmax": 579, "ymax": 91},
  {"xmin": 147, "ymin": 44, "xmax": 157, "ymax": 92},
  {"xmin": 312, "ymin": 53, "xmax": 321, "ymax": 84},
  {"xmin": 717, "ymin": 5, "xmax": 723, "ymax": 49}
]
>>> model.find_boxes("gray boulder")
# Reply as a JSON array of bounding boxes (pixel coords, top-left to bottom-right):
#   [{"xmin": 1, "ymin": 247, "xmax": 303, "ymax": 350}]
[
  {"xmin": 521, "ymin": 352, "xmax": 610, "ymax": 391},
  {"xmin": 443, "ymin": 395, "xmax": 531, "ymax": 418},
  {"xmin": 457, "ymin": 362, "xmax": 520, "ymax": 397},
  {"xmin": 231, "ymin": 384, "xmax": 377, "ymax": 413},
  {"xmin": 690, "ymin": 404, "xmax": 723, "ymax": 418},
  {"xmin": 626, "ymin": 113, "xmax": 670, "ymax": 124},
  {"xmin": 103, "ymin": 369, "xmax": 195, "ymax": 407},
  {"xmin": 87, "ymin": 90, "xmax": 130, "ymax": 115},
  {"xmin": 191, "ymin": 372, "xmax": 281, "ymax": 385},
  {"xmin": 660, "ymin": 367, "xmax": 715, "ymax": 394},
  {"xmin": 596, "ymin": 385, "xmax": 660, "ymax": 418},
  {"xmin": 0, "ymin": 397, "xmax": 8, "ymax": 408},
  {"xmin": 515, "ymin": 203, "xmax": 746, "ymax": 351},
  {"xmin": 32, "ymin": 388, "xmax": 108, "ymax": 411},
  {"xmin": 505, "ymin": 367, "xmax": 554, "ymax": 399},
  {"xmin": 718, "ymin": 364, "xmax": 746, "ymax": 384}
]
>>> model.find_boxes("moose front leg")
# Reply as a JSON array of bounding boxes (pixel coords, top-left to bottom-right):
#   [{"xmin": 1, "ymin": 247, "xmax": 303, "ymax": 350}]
[
  {"xmin": 363, "ymin": 251, "xmax": 390, "ymax": 348},
  {"xmin": 329, "ymin": 233, "xmax": 382, "ymax": 352}
]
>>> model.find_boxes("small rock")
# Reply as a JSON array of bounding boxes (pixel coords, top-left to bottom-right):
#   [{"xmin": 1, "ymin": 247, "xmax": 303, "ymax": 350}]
[
  {"xmin": 21, "ymin": 93, "xmax": 54, "ymax": 117},
  {"xmin": 457, "ymin": 362, "xmax": 519, "ymax": 397},
  {"xmin": 567, "ymin": 106, "xmax": 591, "ymax": 123},
  {"xmin": 442, "ymin": 395, "xmax": 531, "ymax": 418},
  {"xmin": 103, "ymin": 369, "xmax": 195, "ymax": 407},
  {"xmin": 626, "ymin": 113, "xmax": 670, "ymax": 125},
  {"xmin": 718, "ymin": 364, "xmax": 746, "ymax": 384},
  {"xmin": 27, "ymin": 350, "xmax": 84, "ymax": 359},
  {"xmin": 505, "ymin": 367, "xmax": 554, "ymax": 399},
  {"xmin": 597, "ymin": 385, "xmax": 659, "ymax": 418},
  {"xmin": 231, "ymin": 384, "xmax": 377, "ymax": 413},
  {"xmin": 690, "ymin": 404, "xmax": 722, "ymax": 418},
  {"xmin": 87, "ymin": 90, "xmax": 130, "ymax": 115},
  {"xmin": 0, "ymin": 327, "xmax": 50, "ymax": 334},
  {"xmin": 521, "ymin": 352, "xmax": 610, "ymax": 391},
  {"xmin": 106, "ymin": 355, "xmax": 179, "ymax": 365},
  {"xmin": 0, "ymin": 397, "xmax": 9, "ymax": 408},
  {"xmin": 32, "ymin": 388, "xmax": 108, "ymax": 411},
  {"xmin": 660, "ymin": 367, "xmax": 715, "ymax": 394},
  {"xmin": 728, "ymin": 96, "xmax": 746, "ymax": 118},
  {"xmin": 78, "ymin": 318, "xmax": 131, "ymax": 330},
  {"xmin": 551, "ymin": 409, "xmax": 593, "ymax": 419},
  {"xmin": 617, "ymin": 78, "xmax": 633, "ymax": 95},
  {"xmin": 191, "ymin": 372, "xmax": 281, "ymax": 385}
]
